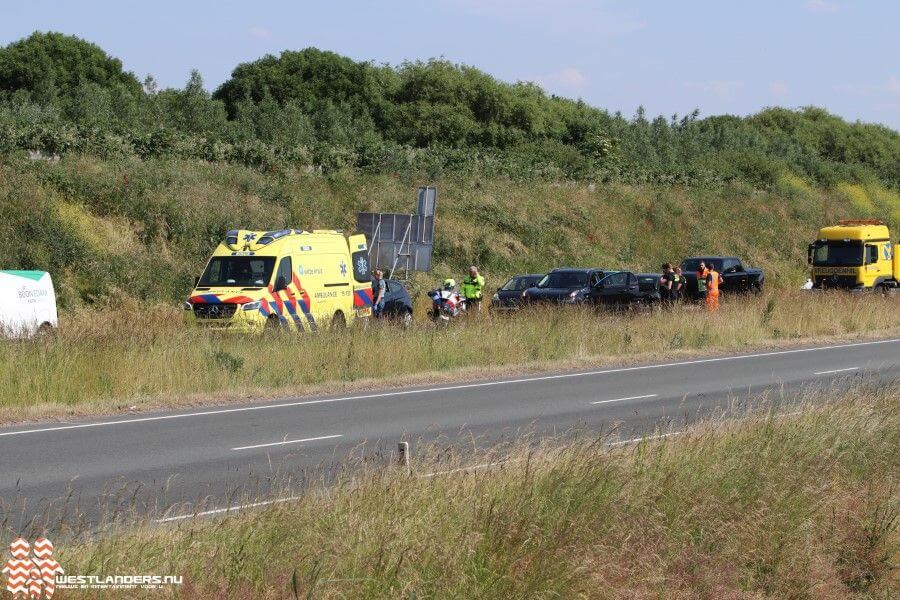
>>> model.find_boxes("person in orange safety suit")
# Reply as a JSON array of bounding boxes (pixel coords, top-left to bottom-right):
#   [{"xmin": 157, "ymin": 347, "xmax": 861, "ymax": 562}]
[{"xmin": 705, "ymin": 264, "xmax": 724, "ymax": 312}]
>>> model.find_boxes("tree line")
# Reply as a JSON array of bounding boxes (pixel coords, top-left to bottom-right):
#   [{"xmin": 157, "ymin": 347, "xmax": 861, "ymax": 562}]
[{"xmin": 1, "ymin": 31, "xmax": 898, "ymax": 188}]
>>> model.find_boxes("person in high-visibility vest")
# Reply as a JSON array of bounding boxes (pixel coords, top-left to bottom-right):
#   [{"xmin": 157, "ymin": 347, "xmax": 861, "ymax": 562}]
[
  {"xmin": 673, "ymin": 266, "xmax": 685, "ymax": 303},
  {"xmin": 696, "ymin": 261, "xmax": 709, "ymax": 302},
  {"xmin": 705, "ymin": 264, "xmax": 723, "ymax": 312},
  {"xmin": 461, "ymin": 266, "xmax": 485, "ymax": 311}
]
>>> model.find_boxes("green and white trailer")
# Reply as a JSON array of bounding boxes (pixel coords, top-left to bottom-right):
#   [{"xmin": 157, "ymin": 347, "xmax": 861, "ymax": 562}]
[{"xmin": 0, "ymin": 270, "xmax": 58, "ymax": 338}]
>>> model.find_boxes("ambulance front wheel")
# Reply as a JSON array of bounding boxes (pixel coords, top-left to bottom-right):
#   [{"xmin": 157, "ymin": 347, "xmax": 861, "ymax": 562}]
[{"xmin": 331, "ymin": 311, "xmax": 347, "ymax": 330}]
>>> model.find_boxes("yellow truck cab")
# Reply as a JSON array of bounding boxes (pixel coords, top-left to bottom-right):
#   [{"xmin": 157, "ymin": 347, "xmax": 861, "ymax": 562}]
[
  {"xmin": 185, "ymin": 229, "xmax": 374, "ymax": 330},
  {"xmin": 808, "ymin": 220, "xmax": 899, "ymax": 291}
]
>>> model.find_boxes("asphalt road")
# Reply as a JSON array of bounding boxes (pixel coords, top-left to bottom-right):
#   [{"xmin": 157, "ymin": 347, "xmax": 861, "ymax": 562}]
[{"xmin": 1, "ymin": 338, "xmax": 898, "ymax": 531}]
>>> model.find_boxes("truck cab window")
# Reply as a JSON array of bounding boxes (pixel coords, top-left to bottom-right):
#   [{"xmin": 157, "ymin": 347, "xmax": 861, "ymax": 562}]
[
  {"xmin": 866, "ymin": 245, "xmax": 878, "ymax": 264},
  {"xmin": 721, "ymin": 259, "xmax": 740, "ymax": 273},
  {"xmin": 812, "ymin": 241, "xmax": 863, "ymax": 267}
]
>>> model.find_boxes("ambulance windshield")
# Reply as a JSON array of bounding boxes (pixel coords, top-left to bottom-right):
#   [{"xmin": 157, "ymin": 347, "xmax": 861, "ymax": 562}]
[{"xmin": 199, "ymin": 257, "xmax": 276, "ymax": 287}]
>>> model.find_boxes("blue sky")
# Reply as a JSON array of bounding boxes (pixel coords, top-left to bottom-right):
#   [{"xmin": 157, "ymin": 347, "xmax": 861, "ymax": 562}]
[{"xmin": 3, "ymin": 0, "xmax": 899, "ymax": 128}]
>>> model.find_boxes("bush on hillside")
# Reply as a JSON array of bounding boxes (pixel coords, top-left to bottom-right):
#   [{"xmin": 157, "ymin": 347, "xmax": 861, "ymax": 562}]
[{"xmin": 0, "ymin": 33, "xmax": 897, "ymax": 189}]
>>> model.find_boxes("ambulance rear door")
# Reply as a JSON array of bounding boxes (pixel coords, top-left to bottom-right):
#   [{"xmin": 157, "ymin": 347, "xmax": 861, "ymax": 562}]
[{"xmin": 348, "ymin": 234, "xmax": 373, "ymax": 318}]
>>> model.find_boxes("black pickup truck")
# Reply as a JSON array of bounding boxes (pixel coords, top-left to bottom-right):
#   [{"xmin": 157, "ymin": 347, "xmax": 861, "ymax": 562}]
[{"xmin": 680, "ymin": 256, "xmax": 764, "ymax": 300}]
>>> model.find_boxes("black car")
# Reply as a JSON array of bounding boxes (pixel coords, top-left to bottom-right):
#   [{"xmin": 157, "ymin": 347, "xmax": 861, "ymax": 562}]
[
  {"xmin": 680, "ymin": 256, "xmax": 764, "ymax": 300},
  {"xmin": 376, "ymin": 279, "xmax": 414, "ymax": 326},
  {"xmin": 636, "ymin": 273, "xmax": 662, "ymax": 305},
  {"xmin": 521, "ymin": 268, "xmax": 605, "ymax": 305},
  {"xmin": 589, "ymin": 271, "xmax": 641, "ymax": 309},
  {"xmin": 491, "ymin": 274, "xmax": 544, "ymax": 310}
]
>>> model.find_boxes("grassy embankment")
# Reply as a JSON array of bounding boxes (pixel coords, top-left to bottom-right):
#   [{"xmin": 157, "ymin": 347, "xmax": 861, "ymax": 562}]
[
  {"xmin": 2, "ymin": 290, "xmax": 899, "ymax": 423},
  {"xmin": 50, "ymin": 381, "xmax": 899, "ymax": 598},
  {"xmin": 1, "ymin": 154, "xmax": 899, "ymax": 421},
  {"xmin": 2, "ymin": 153, "xmax": 900, "ymax": 309}
]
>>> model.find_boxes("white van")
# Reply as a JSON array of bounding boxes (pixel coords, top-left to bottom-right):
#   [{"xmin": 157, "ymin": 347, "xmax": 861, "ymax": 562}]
[{"xmin": 0, "ymin": 271, "xmax": 58, "ymax": 338}]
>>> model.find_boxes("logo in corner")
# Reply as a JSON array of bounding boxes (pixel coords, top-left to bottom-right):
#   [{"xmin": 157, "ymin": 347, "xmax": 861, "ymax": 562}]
[{"xmin": 3, "ymin": 536, "xmax": 63, "ymax": 599}]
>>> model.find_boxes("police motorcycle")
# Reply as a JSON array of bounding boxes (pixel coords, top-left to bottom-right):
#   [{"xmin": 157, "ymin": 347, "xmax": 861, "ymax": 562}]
[{"xmin": 427, "ymin": 278, "xmax": 467, "ymax": 322}]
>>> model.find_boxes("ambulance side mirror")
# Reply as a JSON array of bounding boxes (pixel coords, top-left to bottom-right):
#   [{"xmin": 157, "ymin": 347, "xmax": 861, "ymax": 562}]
[{"xmin": 274, "ymin": 275, "xmax": 288, "ymax": 292}]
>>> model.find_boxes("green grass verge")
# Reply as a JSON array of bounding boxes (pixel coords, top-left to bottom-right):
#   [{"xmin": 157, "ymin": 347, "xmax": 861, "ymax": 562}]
[
  {"xmin": 49, "ymin": 381, "xmax": 899, "ymax": 598},
  {"xmin": 2, "ymin": 290, "xmax": 898, "ymax": 422}
]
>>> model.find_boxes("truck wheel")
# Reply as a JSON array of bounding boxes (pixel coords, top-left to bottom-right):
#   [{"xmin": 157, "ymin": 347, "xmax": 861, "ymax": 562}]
[
  {"xmin": 265, "ymin": 315, "xmax": 284, "ymax": 331},
  {"xmin": 401, "ymin": 310, "xmax": 413, "ymax": 329},
  {"xmin": 331, "ymin": 311, "xmax": 347, "ymax": 330}
]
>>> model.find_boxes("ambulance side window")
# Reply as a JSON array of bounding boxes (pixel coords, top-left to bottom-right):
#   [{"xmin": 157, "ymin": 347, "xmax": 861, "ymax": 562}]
[{"xmin": 275, "ymin": 257, "xmax": 292, "ymax": 290}]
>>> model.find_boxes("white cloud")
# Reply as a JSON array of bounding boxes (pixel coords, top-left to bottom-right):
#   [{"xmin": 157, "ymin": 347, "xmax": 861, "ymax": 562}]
[
  {"xmin": 447, "ymin": 0, "xmax": 645, "ymax": 37},
  {"xmin": 833, "ymin": 82, "xmax": 873, "ymax": 97},
  {"xmin": 685, "ymin": 80, "xmax": 744, "ymax": 98},
  {"xmin": 769, "ymin": 82, "xmax": 789, "ymax": 97},
  {"xmin": 559, "ymin": 67, "xmax": 586, "ymax": 88},
  {"xmin": 532, "ymin": 66, "xmax": 587, "ymax": 91},
  {"xmin": 249, "ymin": 26, "xmax": 272, "ymax": 38},
  {"xmin": 805, "ymin": 0, "xmax": 839, "ymax": 13},
  {"xmin": 889, "ymin": 76, "xmax": 900, "ymax": 95}
]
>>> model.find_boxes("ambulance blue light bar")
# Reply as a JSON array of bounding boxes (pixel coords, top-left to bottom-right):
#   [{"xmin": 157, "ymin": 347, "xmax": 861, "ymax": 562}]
[{"xmin": 257, "ymin": 229, "xmax": 294, "ymax": 246}]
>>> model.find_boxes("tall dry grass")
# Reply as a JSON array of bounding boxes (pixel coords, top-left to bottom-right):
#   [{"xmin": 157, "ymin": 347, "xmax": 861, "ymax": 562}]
[
  {"xmin": 1, "ymin": 290, "xmax": 899, "ymax": 422},
  {"xmin": 48, "ymin": 380, "xmax": 899, "ymax": 598}
]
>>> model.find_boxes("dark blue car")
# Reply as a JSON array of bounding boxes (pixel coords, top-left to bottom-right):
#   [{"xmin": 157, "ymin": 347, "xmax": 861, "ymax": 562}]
[
  {"xmin": 491, "ymin": 273, "xmax": 544, "ymax": 311},
  {"xmin": 374, "ymin": 279, "xmax": 413, "ymax": 326},
  {"xmin": 521, "ymin": 268, "xmax": 606, "ymax": 305}
]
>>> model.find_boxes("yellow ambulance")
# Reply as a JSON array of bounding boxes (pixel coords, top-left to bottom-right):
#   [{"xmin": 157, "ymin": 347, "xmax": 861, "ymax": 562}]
[{"xmin": 184, "ymin": 229, "xmax": 374, "ymax": 331}]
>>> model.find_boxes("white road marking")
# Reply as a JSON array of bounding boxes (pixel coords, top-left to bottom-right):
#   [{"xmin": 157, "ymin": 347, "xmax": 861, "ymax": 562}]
[
  {"xmin": 608, "ymin": 432, "xmax": 682, "ymax": 446},
  {"xmin": 157, "ymin": 495, "xmax": 304, "ymax": 523},
  {"xmin": 1, "ymin": 337, "xmax": 897, "ymax": 438},
  {"xmin": 813, "ymin": 367, "xmax": 859, "ymax": 375},
  {"xmin": 153, "ymin": 403, "xmax": 834, "ymax": 523},
  {"xmin": 591, "ymin": 394, "xmax": 657, "ymax": 405},
  {"xmin": 231, "ymin": 434, "xmax": 342, "ymax": 451}
]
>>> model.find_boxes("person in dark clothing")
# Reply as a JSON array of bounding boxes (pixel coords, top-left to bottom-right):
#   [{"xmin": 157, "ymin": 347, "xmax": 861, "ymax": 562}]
[
  {"xmin": 659, "ymin": 263, "xmax": 675, "ymax": 306},
  {"xmin": 371, "ymin": 269, "xmax": 386, "ymax": 317}
]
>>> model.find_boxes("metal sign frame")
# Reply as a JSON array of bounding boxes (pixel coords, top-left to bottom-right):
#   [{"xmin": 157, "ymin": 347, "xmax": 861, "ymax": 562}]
[{"xmin": 355, "ymin": 187, "xmax": 437, "ymax": 280}]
